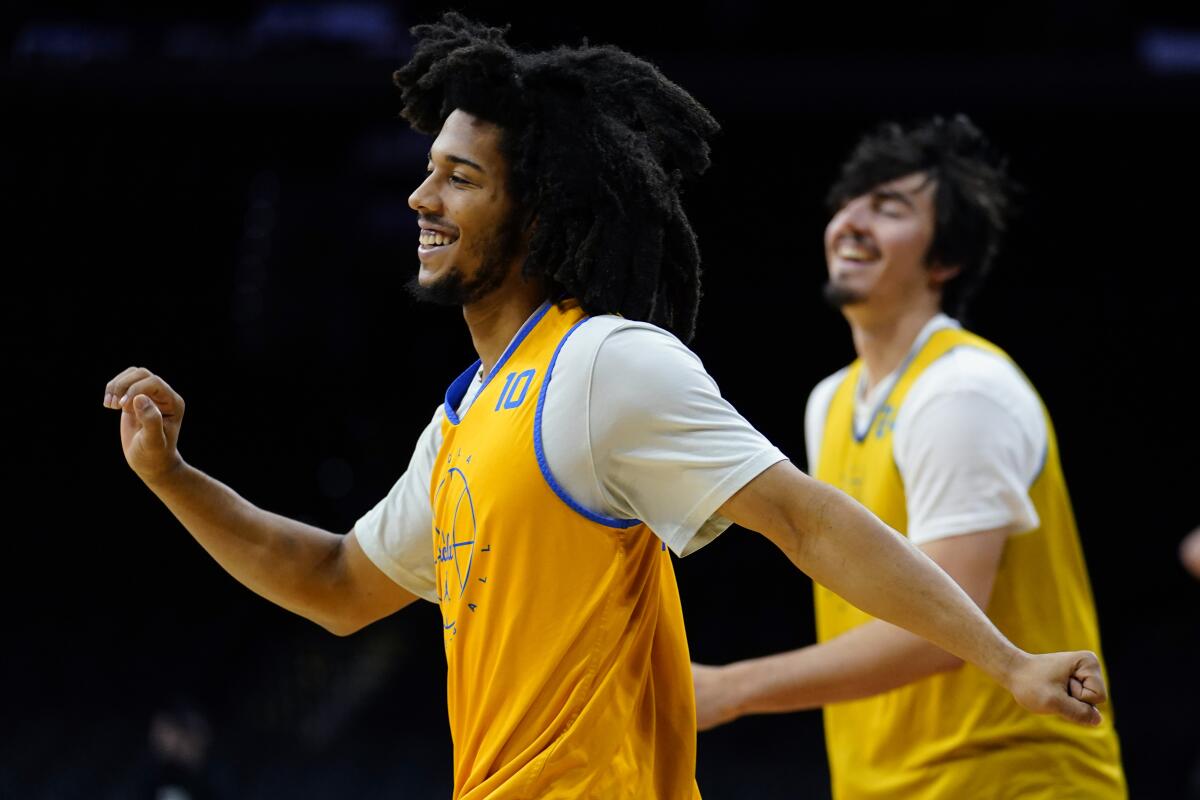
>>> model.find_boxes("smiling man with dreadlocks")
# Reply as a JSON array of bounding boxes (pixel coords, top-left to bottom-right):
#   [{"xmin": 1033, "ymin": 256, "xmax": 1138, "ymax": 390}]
[{"xmin": 106, "ymin": 15, "xmax": 1113, "ymax": 798}]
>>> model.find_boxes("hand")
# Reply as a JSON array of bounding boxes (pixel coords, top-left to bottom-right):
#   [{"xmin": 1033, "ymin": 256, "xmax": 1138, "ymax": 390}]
[
  {"xmin": 1005, "ymin": 650, "xmax": 1107, "ymax": 726},
  {"xmin": 692, "ymin": 662, "xmax": 741, "ymax": 731},
  {"xmin": 103, "ymin": 366, "xmax": 186, "ymax": 482},
  {"xmin": 1180, "ymin": 526, "xmax": 1200, "ymax": 580}
]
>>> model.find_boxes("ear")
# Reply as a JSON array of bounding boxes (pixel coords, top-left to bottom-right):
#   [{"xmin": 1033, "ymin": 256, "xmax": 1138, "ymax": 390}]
[{"xmin": 927, "ymin": 262, "xmax": 961, "ymax": 290}]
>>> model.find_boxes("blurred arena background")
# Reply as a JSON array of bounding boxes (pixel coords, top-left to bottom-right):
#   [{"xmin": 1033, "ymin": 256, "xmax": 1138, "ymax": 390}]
[{"xmin": 3, "ymin": 1, "xmax": 1199, "ymax": 797}]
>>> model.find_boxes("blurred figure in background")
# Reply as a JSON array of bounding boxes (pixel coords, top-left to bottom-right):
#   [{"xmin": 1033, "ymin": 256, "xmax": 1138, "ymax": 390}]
[
  {"xmin": 1181, "ymin": 526, "xmax": 1200, "ymax": 580},
  {"xmin": 139, "ymin": 699, "xmax": 217, "ymax": 800},
  {"xmin": 1183, "ymin": 526, "xmax": 1200, "ymax": 798},
  {"xmin": 693, "ymin": 116, "xmax": 1127, "ymax": 799}
]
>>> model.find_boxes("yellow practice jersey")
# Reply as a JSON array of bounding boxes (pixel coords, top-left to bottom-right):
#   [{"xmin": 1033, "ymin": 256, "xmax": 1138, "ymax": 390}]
[
  {"xmin": 431, "ymin": 300, "xmax": 701, "ymax": 799},
  {"xmin": 813, "ymin": 327, "xmax": 1126, "ymax": 800}
]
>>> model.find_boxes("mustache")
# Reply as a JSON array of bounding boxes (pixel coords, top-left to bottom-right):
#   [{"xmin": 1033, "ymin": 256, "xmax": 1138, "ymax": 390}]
[
  {"xmin": 833, "ymin": 232, "xmax": 875, "ymax": 249},
  {"xmin": 418, "ymin": 214, "xmax": 461, "ymax": 235}
]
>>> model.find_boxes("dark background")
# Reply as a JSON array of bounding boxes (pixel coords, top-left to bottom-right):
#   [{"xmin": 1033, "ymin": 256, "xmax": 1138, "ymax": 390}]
[{"xmin": 4, "ymin": 1, "xmax": 1199, "ymax": 797}]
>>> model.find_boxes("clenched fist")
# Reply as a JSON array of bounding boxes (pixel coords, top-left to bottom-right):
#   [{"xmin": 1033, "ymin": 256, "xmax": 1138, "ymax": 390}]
[
  {"xmin": 1006, "ymin": 649, "xmax": 1108, "ymax": 726},
  {"xmin": 103, "ymin": 366, "xmax": 185, "ymax": 482}
]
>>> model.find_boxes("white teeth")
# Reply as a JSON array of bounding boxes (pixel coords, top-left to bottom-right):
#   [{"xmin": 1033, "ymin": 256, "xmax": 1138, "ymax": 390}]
[
  {"xmin": 836, "ymin": 242, "xmax": 875, "ymax": 261},
  {"xmin": 420, "ymin": 230, "xmax": 457, "ymax": 247}
]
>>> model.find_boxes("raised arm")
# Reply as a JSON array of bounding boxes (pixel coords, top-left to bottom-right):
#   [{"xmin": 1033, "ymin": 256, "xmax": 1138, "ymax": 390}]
[
  {"xmin": 714, "ymin": 461, "xmax": 1106, "ymax": 726},
  {"xmin": 103, "ymin": 367, "xmax": 416, "ymax": 634}
]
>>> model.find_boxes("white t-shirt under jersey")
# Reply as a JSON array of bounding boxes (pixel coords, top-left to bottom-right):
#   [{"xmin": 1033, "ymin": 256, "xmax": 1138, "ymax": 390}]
[
  {"xmin": 356, "ymin": 311, "xmax": 787, "ymax": 602},
  {"xmin": 804, "ymin": 314, "xmax": 1047, "ymax": 546}
]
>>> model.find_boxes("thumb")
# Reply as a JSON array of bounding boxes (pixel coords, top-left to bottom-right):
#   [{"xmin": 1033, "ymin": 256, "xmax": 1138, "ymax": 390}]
[
  {"xmin": 1056, "ymin": 690, "xmax": 1103, "ymax": 727},
  {"xmin": 133, "ymin": 394, "xmax": 167, "ymax": 450}
]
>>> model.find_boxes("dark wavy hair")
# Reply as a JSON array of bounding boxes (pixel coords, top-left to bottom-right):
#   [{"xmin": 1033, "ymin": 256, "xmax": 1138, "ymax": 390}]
[
  {"xmin": 394, "ymin": 13, "xmax": 720, "ymax": 341},
  {"xmin": 827, "ymin": 115, "xmax": 1016, "ymax": 317}
]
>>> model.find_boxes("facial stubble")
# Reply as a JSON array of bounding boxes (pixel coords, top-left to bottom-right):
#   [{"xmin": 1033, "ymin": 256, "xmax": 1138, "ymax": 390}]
[{"xmin": 406, "ymin": 216, "xmax": 526, "ymax": 307}]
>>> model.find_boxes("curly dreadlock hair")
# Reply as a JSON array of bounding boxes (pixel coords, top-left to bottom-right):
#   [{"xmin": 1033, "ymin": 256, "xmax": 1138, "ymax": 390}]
[
  {"xmin": 827, "ymin": 115, "xmax": 1016, "ymax": 318},
  {"xmin": 394, "ymin": 13, "xmax": 720, "ymax": 342}
]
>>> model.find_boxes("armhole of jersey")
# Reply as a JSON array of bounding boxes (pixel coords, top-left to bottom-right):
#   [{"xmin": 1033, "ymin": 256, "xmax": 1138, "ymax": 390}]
[
  {"xmin": 533, "ymin": 317, "xmax": 642, "ymax": 529},
  {"xmin": 808, "ymin": 372, "xmax": 844, "ymax": 475},
  {"xmin": 1030, "ymin": 440, "xmax": 1050, "ymax": 488}
]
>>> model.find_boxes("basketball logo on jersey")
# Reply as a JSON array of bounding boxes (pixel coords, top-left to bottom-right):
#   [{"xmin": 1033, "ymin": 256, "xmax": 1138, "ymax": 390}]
[
  {"xmin": 873, "ymin": 404, "xmax": 897, "ymax": 439},
  {"xmin": 434, "ymin": 454, "xmax": 490, "ymax": 644}
]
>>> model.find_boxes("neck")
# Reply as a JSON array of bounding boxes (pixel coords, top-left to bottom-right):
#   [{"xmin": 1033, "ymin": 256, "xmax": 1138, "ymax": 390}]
[
  {"xmin": 462, "ymin": 271, "xmax": 547, "ymax": 376},
  {"xmin": 844, "ymin": 301, "xmax": 941, "ymax": 392}
]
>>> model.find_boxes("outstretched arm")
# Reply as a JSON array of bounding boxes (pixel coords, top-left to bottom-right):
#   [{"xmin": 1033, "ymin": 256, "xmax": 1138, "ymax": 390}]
[
  {"xmin": 693, "ymin": 527, "xmax": 1007, "ymax": 729},
  {"xmin": 104, "ymin": 367, "xmax": 416, "ymax": 634},
  {"xmin": 713, "ymin": 462, "xmax": 1105, "ymax": 726}
]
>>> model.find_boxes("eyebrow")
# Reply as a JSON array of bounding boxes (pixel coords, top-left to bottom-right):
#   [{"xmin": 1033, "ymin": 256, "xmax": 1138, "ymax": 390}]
[
  {"xmin": 871, "ymin": 188, "xmax": 915, "ymax": 209},
  {"xmin": 428, "ymin": 151, "xmax": 486, "ymax": 174}
]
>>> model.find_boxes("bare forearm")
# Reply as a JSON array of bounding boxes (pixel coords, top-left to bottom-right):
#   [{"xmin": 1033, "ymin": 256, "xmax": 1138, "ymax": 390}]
[
  {"xmin": 781, "ymin": 480, "xmax": 1020, "ymax": 683},
  {"xmin": 725, "ymin": 621, "xmax": 961, "ymax": 717},
  {"xmin": 143, "ymin": 460, "xmax": 352, "ymax": 631},
  {"xmin": 720, "ymin": 465, "xmax": 1024, "ymax": 685},
  {"xmin": 716, "ymin": 465, "xmax": 1108, "ymax": 727}
]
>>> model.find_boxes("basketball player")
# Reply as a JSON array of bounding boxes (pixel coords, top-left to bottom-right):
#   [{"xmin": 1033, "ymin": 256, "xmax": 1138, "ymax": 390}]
[
  {"xmin": 104, "ymin": 21, "xmax": 1109, "ymax": 798},
  {"xmin": 692, "ymin": 116, "xmax": 1126, "ymax": 798}
]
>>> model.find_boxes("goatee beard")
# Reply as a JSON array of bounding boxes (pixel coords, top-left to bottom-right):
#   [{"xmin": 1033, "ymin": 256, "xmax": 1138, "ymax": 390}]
[
  {"xmin": 405, "ymin": 263, "xmax": 508, "ymax": 307},
  {"xmin": 822, "ymin": 280, "xmax": 866, "ymax": 309},
  {"xmin": 406, "ymin": 220, "xmax": 525, "ymax": 307}
]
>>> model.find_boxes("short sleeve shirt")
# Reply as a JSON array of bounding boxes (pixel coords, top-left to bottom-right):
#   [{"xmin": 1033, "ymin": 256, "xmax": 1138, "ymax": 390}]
[
  {"xmin": 804, "ymin": 315, "xmax": 1046, "ymax": 546},
  {"xmin": 356, "ymin": 313, "xmax": 786, "ymax": 601}
]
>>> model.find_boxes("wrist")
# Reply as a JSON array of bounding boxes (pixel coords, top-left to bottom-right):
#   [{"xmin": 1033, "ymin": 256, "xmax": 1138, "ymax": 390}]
[
  {"xmin": 721, "ymin": 659, "xmax": 759, "ymax": 719},
  {"xmin": 139, "ymin": 454, "xmax": 189, "ymax": 491},
  {"xmin": 994, "ymin": 644, "xmax": 1033, "ymax": 692}
]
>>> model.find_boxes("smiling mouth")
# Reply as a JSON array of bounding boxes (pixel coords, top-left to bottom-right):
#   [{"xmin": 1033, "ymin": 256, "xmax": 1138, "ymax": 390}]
[
  {"xmin": 833, "ymin": 238, "xmax": 879, "ymax": 263},
  {"xmin": 419, "ymin": 229, "xmax": 459, "ymax": 248}
]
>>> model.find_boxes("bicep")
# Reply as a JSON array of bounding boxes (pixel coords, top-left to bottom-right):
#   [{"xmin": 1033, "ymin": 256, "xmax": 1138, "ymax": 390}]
[
  {"xmin": 918, "ymin": 528, "xmax": 1009, "ymax": 609},
  {"xmin": 338, "ymin": 529, "xmax": 420, "ymax": 625},
  {"xmin": 719, "ymin": 462, "xmax": 1010, "ymax": 609},
  {"xmin": 716, "ymin": 461, "xmax": 823, "ymax": 559}
]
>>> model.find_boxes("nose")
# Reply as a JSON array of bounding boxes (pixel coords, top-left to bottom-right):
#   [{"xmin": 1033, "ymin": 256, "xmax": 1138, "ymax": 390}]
[
  {"xmin": 826, "ymin": 196, "xmax": 870, "ymax": 245},
  {"xmin": 408, "ymin": 171, "xmax": 442, "ymax": 215}
]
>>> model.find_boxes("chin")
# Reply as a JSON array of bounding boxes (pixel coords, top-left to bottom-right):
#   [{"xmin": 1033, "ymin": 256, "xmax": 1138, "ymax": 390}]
[
  {"xmin": 417, "ymin": 263, "xmax": 443, "ymax": 286},
  {"xmin": 822, "ymin": 281, "xmax": 869, "ymax": 309}
]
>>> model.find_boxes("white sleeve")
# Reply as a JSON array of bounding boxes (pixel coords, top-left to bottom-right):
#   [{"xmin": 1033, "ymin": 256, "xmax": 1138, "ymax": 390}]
[
  {"xmin": 895, "ymin": 363, "xmax": 1045, "ymax": 545},
  {"xmin": 583, "ymin": 324, "xmax": 787, "ymax": 557},
  {"xmin": 352, "ymin": 407, "xmax": 442, "ymax": 602},
  {"xmin": 804, "ymin": 369, "xmax": 848, "ymax": 476}
]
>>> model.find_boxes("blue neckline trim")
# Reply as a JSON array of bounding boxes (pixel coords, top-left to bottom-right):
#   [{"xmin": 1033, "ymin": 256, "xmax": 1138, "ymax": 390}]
[
  {"xmin": 534, "ymin": 316, "xmax": 641, "ymax": 529},
  {"xmin": 852, "ymin": 329, "xmax": 956, "ymax": 443},
  {"xmin": 443, "ymin": 301, "xmax": 552, "ymax": 426},
  {"xmin": 866, "ymin": 337, "xmax": 1051, "ymax": 486}
]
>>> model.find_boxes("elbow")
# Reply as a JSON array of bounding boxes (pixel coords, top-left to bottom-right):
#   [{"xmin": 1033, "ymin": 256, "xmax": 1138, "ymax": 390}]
[
  {"xmin": 316, "ymin": 612, "xmax": 368, "ymax": 638},
  {"xmin": 321, "ymin": 621, "xmax": 358, "ymax": 637}
]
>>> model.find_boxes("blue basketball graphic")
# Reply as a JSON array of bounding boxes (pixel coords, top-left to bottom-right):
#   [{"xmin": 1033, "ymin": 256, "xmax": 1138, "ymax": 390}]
[{"xmin": 434, "ymin": 467, "xmax": 477, "ymax": 603}]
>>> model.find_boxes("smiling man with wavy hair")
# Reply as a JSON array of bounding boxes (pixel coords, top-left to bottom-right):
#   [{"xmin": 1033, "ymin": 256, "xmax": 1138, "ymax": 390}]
[
  {"xmin": 105, "ymin": 24, "xmax": 1116, "ymax": 799},
  {"xmin": 694, "ymin": 116, "xmax": 1127, "ymax": 800}
]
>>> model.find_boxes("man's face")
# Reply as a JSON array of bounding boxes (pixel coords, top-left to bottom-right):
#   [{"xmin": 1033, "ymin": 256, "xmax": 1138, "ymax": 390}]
[
  {"xmin": 823, "ymin": 172, "xmax": 944, "ymax": 311},
  {"xmin": 407, "ymin": 109, "xmax": 526, "ymax": 305}
]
